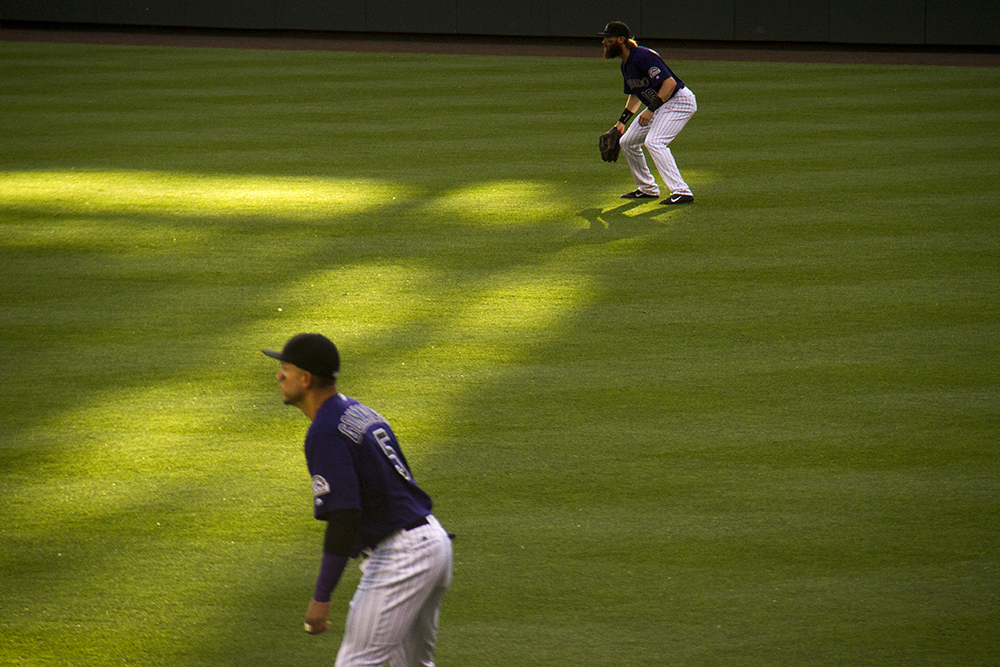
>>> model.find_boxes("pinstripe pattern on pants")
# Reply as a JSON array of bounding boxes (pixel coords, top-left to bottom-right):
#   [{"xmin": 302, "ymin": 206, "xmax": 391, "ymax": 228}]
[
  {"xmin": 335, "ymin": 515, "xmax": 453, "ymax": 667},
  {"xmin": 620, "ymin": 86, "xmax": 697, "ymax": 197}
]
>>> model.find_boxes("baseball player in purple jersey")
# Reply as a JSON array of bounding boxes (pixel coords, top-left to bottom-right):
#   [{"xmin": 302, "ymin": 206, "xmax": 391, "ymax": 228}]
[
  {"xmin": 262, "ymin": 333, "xmax": 453, "ymax": 667},
  {"xmin": 600, "ymin": 21, "xmax": 697, "ymax": 204}
]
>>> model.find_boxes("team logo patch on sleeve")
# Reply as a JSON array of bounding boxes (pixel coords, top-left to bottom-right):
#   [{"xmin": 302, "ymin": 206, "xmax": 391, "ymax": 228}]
[
  {"xmin": 648, "ymin": 66, "xmax": 661, "ymax": 78},
  {"xmin": 312, "ymin": 475, "xmax": 331, "ymax": 497}
]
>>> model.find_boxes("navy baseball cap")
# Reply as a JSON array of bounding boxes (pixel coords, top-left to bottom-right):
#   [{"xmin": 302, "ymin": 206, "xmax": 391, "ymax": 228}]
[
  {"xmin": 598, "ymin": 21, "xmax": 631, "ymax": 38},
  {"xmin": 262, "ymin": 333, "xmax": 340, "ymax": 380}
]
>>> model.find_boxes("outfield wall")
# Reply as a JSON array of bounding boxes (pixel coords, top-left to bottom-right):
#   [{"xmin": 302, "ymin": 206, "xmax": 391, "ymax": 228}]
[{"xmin": 1, "ymin": 0, "xmax": 997, "ymax": 47}]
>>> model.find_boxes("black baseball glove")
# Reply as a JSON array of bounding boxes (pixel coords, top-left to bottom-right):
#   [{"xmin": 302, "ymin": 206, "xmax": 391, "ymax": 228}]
[{"xmin": 598, "ymin": 127, "xmax": 622, "ymax": 162}]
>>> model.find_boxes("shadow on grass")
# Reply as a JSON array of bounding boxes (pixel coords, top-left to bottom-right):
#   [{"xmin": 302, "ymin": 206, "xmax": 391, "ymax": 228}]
[{"xmin": 569, "ymin": 200, "xmax": 687, "ymax": 245}]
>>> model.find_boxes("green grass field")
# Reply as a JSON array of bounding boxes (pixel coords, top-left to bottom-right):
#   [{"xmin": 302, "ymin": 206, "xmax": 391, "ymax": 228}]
[{"xmin": 1, "ymin": 39, "xmax": 998, "ymax": 666}]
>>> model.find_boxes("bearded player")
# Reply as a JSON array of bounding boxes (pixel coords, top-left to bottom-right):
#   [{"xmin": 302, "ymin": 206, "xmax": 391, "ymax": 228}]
[{"xmin": 600, "ymin": 21, "xmax": 697, "ymax": 204}]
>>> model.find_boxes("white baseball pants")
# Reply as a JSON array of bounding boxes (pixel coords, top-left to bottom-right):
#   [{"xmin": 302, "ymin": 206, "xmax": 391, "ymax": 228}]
[
  {"xmin": 335, "ymin": 515, "xmax": 453, "ymax": 667},
  {"xmin": 620, "ymin": 86, "xmax": 697, "ymax": 197}
]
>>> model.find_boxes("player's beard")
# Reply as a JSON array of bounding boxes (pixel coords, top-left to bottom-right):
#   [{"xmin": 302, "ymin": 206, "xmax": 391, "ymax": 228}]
[{"xmin": 603, "ymin": 42, "xmax": 623, "ymax": 59}]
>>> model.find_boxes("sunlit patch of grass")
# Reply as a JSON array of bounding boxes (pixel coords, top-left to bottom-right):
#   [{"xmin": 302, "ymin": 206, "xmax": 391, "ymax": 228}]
[{"xmin": 0, "ymin": 170, "xmax": 405, "ymax": 221}]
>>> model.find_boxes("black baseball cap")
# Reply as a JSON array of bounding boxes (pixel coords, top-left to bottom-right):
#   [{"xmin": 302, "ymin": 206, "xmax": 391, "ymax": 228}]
[
  {"xmin": 598, "ymin": 21, "xmax": 631, "ymax": 38},
  {"xmin": 262, "ymin": 333, "xmax": 340, "ymax": 380}
]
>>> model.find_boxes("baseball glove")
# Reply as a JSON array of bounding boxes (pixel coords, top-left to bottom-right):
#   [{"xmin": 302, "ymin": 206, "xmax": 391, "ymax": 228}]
[{"xmin": 599, "ymin": 127, "xmax": 622, "ymax": 162}]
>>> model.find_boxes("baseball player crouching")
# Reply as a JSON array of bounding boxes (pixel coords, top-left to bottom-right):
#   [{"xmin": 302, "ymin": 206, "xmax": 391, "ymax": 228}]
[
  {"xmin": 599, "ymin": 21, "xmax": 697, "ymax": 205},
  {"xmin": 263, "ymin": 333, "xmax": 453, "ymax": 667}
]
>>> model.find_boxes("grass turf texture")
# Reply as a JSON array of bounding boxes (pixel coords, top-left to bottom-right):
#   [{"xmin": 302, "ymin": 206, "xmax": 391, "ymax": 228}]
[{"xmin": 1, "ymin": 40, "xmax": 999, "ymax": 666}]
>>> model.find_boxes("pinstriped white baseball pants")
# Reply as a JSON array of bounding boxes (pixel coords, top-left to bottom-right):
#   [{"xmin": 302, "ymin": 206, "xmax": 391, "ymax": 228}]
[
  {"xmin": 335, "ymin": 515, "xmax": 453, "ymax": 667},
  {"xmin": 620, "ymin": 86, "xmax": 697, "ymax": 197}
]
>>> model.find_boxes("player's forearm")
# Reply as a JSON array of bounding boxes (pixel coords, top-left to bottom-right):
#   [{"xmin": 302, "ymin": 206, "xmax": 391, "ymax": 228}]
[
  {"xmin": 314, "ymin": 552, "xmax": 349, "ymax": 602},
  {"xmin": 614, "ymin": 95, "xmax": 643, "ymax": 132},
  {"xmin": 305, "ymin": 549, "xmax": 344, "ymax": 636},
  {"xmin": 659, "ymin": 78, "xmax": 678, "ymax": 101},
  {"xmin": 646, "ymin": 79, "xmax": 678, "ymax": 111},
  {"xmin": 313, "ymin": 509, "xmax": 359, "ymax": 601}
]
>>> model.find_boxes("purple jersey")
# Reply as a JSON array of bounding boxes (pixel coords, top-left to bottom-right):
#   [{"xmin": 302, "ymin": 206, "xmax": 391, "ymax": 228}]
[
  {"xmin": 621, "ymin": 46, "xmax": 685, "ymax": 109},
  {"xmin": 305, "ymin": 393, "xmax": 432, "ymax": 557}
]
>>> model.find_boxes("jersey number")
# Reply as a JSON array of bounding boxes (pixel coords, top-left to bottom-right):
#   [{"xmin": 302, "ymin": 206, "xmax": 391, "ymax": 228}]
[{"xmin": 373, "ymin": 428, "xmax": 413, "ymax": 482}]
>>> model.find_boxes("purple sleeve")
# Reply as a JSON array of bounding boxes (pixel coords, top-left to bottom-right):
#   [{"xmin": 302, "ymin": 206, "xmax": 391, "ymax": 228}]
[
  {"xmin": 305, "ymin": 424, "xmax": 361, "ymax": 518},
  {"xmin": 313, "ymin": 553, "xmax": 349, "ymax": 603}
]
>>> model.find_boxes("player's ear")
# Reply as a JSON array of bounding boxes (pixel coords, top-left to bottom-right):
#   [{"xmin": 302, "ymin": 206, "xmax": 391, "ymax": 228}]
[{"xmin": 300, "ymin": 370, "xmax": 315, "ymax": 389}]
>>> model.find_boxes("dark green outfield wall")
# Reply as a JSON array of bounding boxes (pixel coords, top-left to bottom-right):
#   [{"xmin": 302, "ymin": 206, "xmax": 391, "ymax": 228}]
[{"xmin": 1, "ymin": 0, "xmax": 997, "ymax": 47}]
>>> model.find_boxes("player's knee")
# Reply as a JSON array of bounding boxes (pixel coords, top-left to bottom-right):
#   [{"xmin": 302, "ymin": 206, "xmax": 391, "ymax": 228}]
[
  {"xmin": 620, "ymin": 134, "xmax": 641, "ymax": 150},
  {"xmin": 645, "ymin": 136, "xmax": 674, "ymax": 151}
]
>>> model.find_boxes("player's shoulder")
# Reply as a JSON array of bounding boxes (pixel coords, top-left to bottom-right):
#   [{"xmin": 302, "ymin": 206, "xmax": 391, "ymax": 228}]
[
  {"xmin": 337, "ymin": 398, "xmax": 393, "ymax": 444},
  {"xmin": 635, "ymin": 45, "xmax": 665, "ymax": 62},
  {"xmin": 312, "ymin": 392, "xmax": 348, "ymax": 421}
]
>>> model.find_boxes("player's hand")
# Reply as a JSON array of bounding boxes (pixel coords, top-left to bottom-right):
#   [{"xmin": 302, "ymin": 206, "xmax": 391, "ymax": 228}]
[
  {"xmin": 304, "ymin": 599, "xmax": 332, "ymax": 635},
  {"xmin": 638, "ymin": 110, "xmax": 654, "ymax": 127}
]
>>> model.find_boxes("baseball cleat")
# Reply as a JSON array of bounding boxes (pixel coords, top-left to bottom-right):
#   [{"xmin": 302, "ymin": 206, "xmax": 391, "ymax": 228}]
[
  {"xmin": 621, "ymin": 189, "xmax": 659, "ymax": 200},
  {"xmin": 662, "ymin": 194, "xmax": 694, "ymax": 205}
]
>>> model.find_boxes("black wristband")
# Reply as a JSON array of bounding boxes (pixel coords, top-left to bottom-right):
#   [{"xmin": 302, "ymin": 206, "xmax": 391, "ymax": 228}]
[
  {"xmin": 646, "ymin": 96, "xmax": 665, "ymax": 112},
  {"xmin": 618, "ymin": 109, "xmax": 634, "ymax": 125}
]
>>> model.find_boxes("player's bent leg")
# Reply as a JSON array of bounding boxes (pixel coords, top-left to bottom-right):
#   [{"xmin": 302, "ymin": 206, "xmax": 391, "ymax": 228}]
[
  {"xmin": 645, "ymin": 90, "xmax": 697, "ymax": 196},
  {"xmin": 395, "ymin": 531, "xmax": 452, "ymax": 666},
  {"xmin": 335, "ymin": 578, "xmax": 396, "ymax": 667},
  {"xmin": 336, "ymin": 519, "xmax": 453, "ymax": 667},
  {"xmin": 392, "ymin": 520, "xmax": 452, "ymax": 666},
  {"xmin": 647, "ymin": 146, "xmax": 691, "ymax": 197},
  {"xmin": 619, "ymin": 120, "xmax": 659, "ymax": 196},
  {"xmin": 392, "ymin": 596, "xmax": 443, "ymax": 666}
]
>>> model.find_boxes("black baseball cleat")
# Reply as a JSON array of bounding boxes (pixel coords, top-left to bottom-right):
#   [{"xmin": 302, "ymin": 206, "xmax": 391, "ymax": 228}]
[
  {"xmin": 621, "ymin": 189, "xmax": 659, "ymax": 200},
  {"xmin": 662, "ymin": 193, "xmax": 695, "ymax": 205}
]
